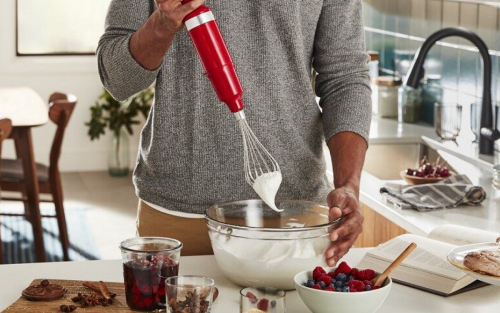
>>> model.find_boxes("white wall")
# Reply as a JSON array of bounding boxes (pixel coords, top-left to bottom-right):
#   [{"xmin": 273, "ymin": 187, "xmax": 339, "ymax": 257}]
[{"xmin": 0, "ymin": 0, "xmax": 143, "ymax": 172}]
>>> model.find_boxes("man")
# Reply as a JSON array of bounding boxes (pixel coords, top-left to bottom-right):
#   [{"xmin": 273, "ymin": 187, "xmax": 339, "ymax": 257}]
[{"xmin": 98, "ymin": 0, "xmax": 371, "ymax": 266}]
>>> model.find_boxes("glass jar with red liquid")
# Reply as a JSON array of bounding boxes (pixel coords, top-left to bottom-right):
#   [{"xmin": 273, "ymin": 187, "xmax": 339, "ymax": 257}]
[{"xmin": 120, "ymin": 237, "xmax": 182, "ymax": 311}]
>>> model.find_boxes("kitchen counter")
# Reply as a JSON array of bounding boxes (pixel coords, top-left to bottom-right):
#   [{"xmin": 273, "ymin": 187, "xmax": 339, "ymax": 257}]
[
  {"xmin": 360, "ymin": 116, "xmax": 500, "ymax": 236},
  {"xmin": 1, "ymin": 249, "xmax": 499, "ymax": 312}
]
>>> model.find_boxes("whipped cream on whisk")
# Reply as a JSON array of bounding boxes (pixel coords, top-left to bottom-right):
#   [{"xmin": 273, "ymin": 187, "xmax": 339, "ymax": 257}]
[{"xmin": 252, "ymin": 171, "xmax": 283, "ymax": 212}]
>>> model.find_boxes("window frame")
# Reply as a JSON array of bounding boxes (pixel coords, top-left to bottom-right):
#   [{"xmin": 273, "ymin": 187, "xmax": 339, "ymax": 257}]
[{"xmin": 15, "ymin": 0, "xmax": 98, "ymax": 57}]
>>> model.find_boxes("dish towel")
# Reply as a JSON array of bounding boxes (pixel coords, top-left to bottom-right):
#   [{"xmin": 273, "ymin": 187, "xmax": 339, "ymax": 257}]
[{"xmin": 380, "ymin": 175, "xmax": 486, "ymax": 212}]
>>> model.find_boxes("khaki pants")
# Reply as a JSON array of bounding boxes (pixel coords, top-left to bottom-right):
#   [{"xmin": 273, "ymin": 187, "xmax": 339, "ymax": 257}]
[{"xmin": 136, "ymin": 201, "xmax": 213, "ymax": 256}]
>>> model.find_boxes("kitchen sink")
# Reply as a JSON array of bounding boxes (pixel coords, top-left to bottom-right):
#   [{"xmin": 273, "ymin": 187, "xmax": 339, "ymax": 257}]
[{"xmin": 363, "ymin": 143, "xmax": 442, "ymax": 180}]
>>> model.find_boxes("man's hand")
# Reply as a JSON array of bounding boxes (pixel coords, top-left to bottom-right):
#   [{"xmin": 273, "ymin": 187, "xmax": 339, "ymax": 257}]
[
  {"xmin": 130, "ymin": 0, "xmax": 205, "ymax": 70},
  {"xmin": 325, "ymin": 185, "xmax": 363, "ymax": 266},
  {"xmin": 155, "ymin": 0, "xmax": 205, "ymax": 33},
  {"xmin": 325, "ymin": 131, "xmax": 368, "ymax": 267}
]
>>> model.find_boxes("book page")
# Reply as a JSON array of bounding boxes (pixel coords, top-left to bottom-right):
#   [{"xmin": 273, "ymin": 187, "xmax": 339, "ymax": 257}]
[
  {"xmin": 366, "ymin": 234, "xmax": 466, "ymax": 280},
  {"xmin": 428, "ymin": 224, "xmax": 499, "ymax": 246}
]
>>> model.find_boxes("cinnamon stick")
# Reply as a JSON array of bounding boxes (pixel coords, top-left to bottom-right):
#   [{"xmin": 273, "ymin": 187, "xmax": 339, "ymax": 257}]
[
  {"xmin": 82, "ymin": 282, "xmax": 116, "ymax": 298},
  {"xmin": 98, "ymin": 281, "xmax": 112, "ymax": 302}
]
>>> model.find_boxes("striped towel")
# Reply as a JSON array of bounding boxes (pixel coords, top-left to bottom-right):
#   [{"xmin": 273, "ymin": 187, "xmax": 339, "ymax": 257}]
[{"xmin": 380, "ymin": 175, "xmax": 486, "ymax": 212}]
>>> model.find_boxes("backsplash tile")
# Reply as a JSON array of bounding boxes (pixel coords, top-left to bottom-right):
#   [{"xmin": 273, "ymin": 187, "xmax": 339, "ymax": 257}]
[{"xmin": 363, "ymin": 0, "xmax": 500, "ymax": 106}]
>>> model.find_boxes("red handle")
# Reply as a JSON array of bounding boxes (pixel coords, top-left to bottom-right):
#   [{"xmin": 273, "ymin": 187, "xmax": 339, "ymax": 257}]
[{"xmin": 182, "ymin": 2, "xmax": 244, "ymax": 113}]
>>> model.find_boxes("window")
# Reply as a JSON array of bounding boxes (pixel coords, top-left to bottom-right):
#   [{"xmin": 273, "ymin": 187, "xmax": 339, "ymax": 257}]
[{"xmin": 16, "ymin": 0, "xmax": 112, "ymax": 56}]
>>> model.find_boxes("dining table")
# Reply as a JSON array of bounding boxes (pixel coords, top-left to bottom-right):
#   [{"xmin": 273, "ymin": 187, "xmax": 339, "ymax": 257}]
[
  {"xmin": 0, "ymin": 86, "xmax": 49, "ymax": 262},
  {"xmin": 1, "ymin": 248, "xmax": 499, "ymax": 312}
]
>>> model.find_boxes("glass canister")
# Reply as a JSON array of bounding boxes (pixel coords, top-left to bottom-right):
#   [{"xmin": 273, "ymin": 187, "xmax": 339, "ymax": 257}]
[
  {"xmin": 421, "ymin": 75, "xmax": 443, "ymax": 125},
  {"xmin": 398, "ymin": 85, "xmax": 423, "ymax": 123},
  {"xmin": 120, "ymin": 237, "xmax": 183, "ymax": 311},
  {"xmin": 373, "ymin": 76, "xmax": 402, "ymax": 118}
]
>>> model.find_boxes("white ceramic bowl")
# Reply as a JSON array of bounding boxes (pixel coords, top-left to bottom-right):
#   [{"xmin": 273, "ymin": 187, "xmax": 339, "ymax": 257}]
[
  {"xmin": 294, "ymin": 269, "xmax": 392, "ymax": 313},
  {"xmin": 205, "ymin": 200, "xmax": 340, "ymax": 290}
]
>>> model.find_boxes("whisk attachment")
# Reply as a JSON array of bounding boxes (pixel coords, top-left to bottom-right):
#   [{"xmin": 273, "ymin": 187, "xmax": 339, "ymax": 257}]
[{"xmin": 234, "ymin": 111, "xmax": 283, "ymax": 212}]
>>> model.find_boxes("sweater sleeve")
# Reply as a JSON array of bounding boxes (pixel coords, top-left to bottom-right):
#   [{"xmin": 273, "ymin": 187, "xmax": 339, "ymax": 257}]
[
  {"xmin": 97, "ymin": 0, "xmax": 159, "ymax": 101},
  {"xmin": 313, "ymin": 0, "xmax": 372, "ymax": 145}
]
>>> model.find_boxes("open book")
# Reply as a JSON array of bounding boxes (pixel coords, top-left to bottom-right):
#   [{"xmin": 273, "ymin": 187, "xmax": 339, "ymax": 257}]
[{"xmin": 357, "ymin": 224, "xmax": 499, "ymax": 296}]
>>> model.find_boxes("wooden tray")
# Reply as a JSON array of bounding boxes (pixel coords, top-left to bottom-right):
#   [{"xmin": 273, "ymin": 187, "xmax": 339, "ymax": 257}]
[{"xmin": 4, "ymin": 279, "xmax": 129, "ymax": 312}]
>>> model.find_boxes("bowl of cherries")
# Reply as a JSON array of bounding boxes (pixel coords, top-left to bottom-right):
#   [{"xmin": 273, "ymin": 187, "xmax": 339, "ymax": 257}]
[{"xmin": 401, "ymin": 156, "xmax": 455, "ymax": 185}]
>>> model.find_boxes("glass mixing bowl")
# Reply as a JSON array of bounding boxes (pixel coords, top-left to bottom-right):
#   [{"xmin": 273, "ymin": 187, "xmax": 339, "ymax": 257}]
[{"xmin": 205, "ymin": 200, "xmax": 340, "ymax": 290}]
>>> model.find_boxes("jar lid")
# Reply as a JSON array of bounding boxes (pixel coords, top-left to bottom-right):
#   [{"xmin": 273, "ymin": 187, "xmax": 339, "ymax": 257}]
[
  {"xmin": 367, "ymin": 50, "xmax": 379, "ymax": 61},
  {"xmin": 374, "ymin": 76, "xmax": 402, "ymax": 86},
  {"xmin": 425, "ymin": 74, "xmax": 442, "ymax": 83}
]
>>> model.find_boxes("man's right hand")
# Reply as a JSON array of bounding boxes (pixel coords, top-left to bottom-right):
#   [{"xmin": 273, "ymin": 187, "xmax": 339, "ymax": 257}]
[
  {"xmin": 130, "ymin": 0, "xmax": 205, "ymax": 70},
  {"xmin": 155, "ymin": 0, "xmax": 205, "ymax": 34}
]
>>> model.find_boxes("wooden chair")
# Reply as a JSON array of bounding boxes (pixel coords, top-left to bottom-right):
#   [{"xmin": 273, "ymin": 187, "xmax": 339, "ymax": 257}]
[
  {"xmin": 0, "ymin": 93, "xmax": 77, "ymax": 261},
  {"xmin": 0, "ymin": 119, "xmax": 13, "ymax": 264}
]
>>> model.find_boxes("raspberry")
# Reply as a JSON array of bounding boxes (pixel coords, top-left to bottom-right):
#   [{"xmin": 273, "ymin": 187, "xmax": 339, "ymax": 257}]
[
  {"xmin": 313, "ymin": 266, "xmax": 327, "ymax": 281},
  {"xmin": 333, "ymin": 261, "xmax": 351, "ymax": 277},
  {"xmin": 363, "ymin": 280, "xmax": 373, "ymax": 287},
  {"xmin": 318, "ymin": 275, "xmax": 332, "ymax": 286},
  {"xmin": 357, "ymin": 269, "xmax": 376, "ymax": 281},
  {"xmin": 348, "ymin": 280, "xmax": 365, "ymax": 292},
  {"xmin": 312, "ymin": 284, "xmax": 321, "ymax": 290},
  {"xmin": 257, "ymin": 299, "xmax": 269, "ymax": 311},
  {"xmin": 327, "ymin": 271, "xmax": 336, "ymax": 279},
  {"xmin": 325, "ymin": 286, "xmax": 335, "ymax": 291},
  {"xmin": 350, "ymin": 268, "xmax": 359, "ymax": 278},
  {"xmin": 246, "ymin": 292, "xmax": 258, "ymax": 304}
]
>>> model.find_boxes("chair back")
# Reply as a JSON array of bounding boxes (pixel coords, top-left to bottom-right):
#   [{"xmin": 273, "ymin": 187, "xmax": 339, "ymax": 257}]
[{"xmin": 48, "ymin": 92, "xmax": 77, "ymax": 171}]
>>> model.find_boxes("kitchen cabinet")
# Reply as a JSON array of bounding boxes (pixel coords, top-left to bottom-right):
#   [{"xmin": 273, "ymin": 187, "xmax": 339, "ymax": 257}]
[{"xmin": 354, "ymin": 202, "xmax": 407, "ymax": 248}]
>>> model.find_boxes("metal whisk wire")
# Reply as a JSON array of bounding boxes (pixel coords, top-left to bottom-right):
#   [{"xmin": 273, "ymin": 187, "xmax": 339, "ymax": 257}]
[{"xmin": 236, "ymin": 114, "xmax": 280, "ymax": 186}]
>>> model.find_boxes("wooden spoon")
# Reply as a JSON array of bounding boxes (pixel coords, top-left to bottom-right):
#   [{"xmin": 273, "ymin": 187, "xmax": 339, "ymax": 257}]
[{"xmin": 372, "ymin": 242, "xmax": 417, "ymax": 287}]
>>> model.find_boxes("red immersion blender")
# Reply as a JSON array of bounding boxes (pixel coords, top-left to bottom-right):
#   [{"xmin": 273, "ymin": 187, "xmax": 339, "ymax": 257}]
[{"xmin": 182, "ymin": 1, "xmax": 282, "ymax": 191}]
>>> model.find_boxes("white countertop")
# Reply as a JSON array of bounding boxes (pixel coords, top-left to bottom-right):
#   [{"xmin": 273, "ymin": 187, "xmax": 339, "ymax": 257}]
[
  {"xmin": 362, "ymin": 116, "xmax": 500, "ymax": 236},
  {"xmin": 1, "ymin": 249, "xmax": 499, "ymax": 312}
]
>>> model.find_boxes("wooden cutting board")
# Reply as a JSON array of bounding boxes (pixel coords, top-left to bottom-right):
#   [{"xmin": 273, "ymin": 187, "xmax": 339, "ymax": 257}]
[{"xmin": 4, "ymin": 279, "xmax": 130, "ymax": 312}]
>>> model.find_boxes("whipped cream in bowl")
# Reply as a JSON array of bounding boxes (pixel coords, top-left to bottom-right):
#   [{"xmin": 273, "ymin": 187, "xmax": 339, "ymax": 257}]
[{"xmin": 205, "ymin": 200, "xmax": 340, "ymax": 290}]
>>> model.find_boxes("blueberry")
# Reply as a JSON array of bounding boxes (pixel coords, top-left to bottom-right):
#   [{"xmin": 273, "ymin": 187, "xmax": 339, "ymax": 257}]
[
  {"xmin": 318, "ymin": 281, "xmax": 326, "ymax": 289},
  {"xmin": 336, "ymin": 273, "xmax": 347, "ymax": 282},
  {"xmin": 342, "ymin": 286, "xmax": 350, "ymax": 292},
  {"xmin": 331, "ymin": 279, "xmax": 337, "ymax": 285},
  {"xmin": 348, "ymin": 275, "xmax": 355, "ymax": 282},
  {"xmin": 306, "ymin": 279, "xmax": 315, "ymax": 288},
  {"xmin": 270, "ymin": 300, "xmax": 277, "ymax": 308},
  {"xmin": 365, "ymin": 285, "xmax": 372, "ymax": 291},
  {"xmin": 342, "ymin": 281, "xmax": 349, "ymax": 287},
  {"xmin": 334, "ymin": 280, "xmax": 343, "ymax": 288},
  {"xmin": 335, "ymin": 287, "xmax": 342, "ymax": 292}
]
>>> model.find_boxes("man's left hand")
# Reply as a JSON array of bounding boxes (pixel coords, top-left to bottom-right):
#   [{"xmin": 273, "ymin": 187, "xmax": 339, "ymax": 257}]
[{"xmin": 324, "ymin": 185, "xmax": 364, "ymax": 267}]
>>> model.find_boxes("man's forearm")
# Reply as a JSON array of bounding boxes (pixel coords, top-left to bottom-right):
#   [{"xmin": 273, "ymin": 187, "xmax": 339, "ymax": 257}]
[
  {"xmin": 327, "ymin": 131, "xmax": 368, "ymax": 198},
  {"xmin": 130, "ymin": 10, "xmax": 177, "ymax": 70}
]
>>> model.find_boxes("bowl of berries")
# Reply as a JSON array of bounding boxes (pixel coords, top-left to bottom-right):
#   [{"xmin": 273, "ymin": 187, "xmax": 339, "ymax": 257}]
[
  {"xmin": 401, "ymin": 156, "xmax": 455, "ymax": 185},
  {"xmin": 294, "ymin": 262, "xmax": 392, "ymax": 313}
]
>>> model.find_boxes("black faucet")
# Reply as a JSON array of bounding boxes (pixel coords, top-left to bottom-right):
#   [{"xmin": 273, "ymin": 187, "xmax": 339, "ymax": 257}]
[{"xmin": 404, "ymin": 27, "xmax": 500, "ymax": 155}]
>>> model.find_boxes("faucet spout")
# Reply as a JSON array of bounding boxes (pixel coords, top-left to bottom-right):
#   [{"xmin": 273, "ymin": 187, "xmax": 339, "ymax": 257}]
[{"xmin": 404, "ymin": 27, "xmax": 497, "ymax": 155}]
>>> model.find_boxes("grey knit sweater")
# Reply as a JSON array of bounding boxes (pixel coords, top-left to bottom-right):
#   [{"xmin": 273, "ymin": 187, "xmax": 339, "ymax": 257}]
[{"xmin": 97, "ymin": 0, "xmax": 372, "ymax": 214}]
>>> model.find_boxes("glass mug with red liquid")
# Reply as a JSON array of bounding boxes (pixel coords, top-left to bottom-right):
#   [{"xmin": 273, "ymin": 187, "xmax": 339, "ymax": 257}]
[{"xmin": 120, "ymin": 237, "xmax": 182, "ymax": 311}]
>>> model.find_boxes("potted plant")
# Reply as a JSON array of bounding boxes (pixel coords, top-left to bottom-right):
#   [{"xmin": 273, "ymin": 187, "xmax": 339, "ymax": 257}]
[{"xmin": 86, "ymin": 87, "xmax": 154, "ymax": 176}]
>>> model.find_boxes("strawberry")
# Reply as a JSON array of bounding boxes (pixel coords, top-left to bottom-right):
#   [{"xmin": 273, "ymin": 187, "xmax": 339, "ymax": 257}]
[
  {"xmin": 333, "ymin": 261, "xmax": 351, "ymax": 276},
  {"xmin": 313, "ymin": 266, "xmax": 327, "ymax": 281},
  {"xmin": 318, "ymin": 275, "xmax": 332, "ymax": 286},
  {"xmin": 357, "ymin": 269, "xmax": 376, "ymax": 281}
]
